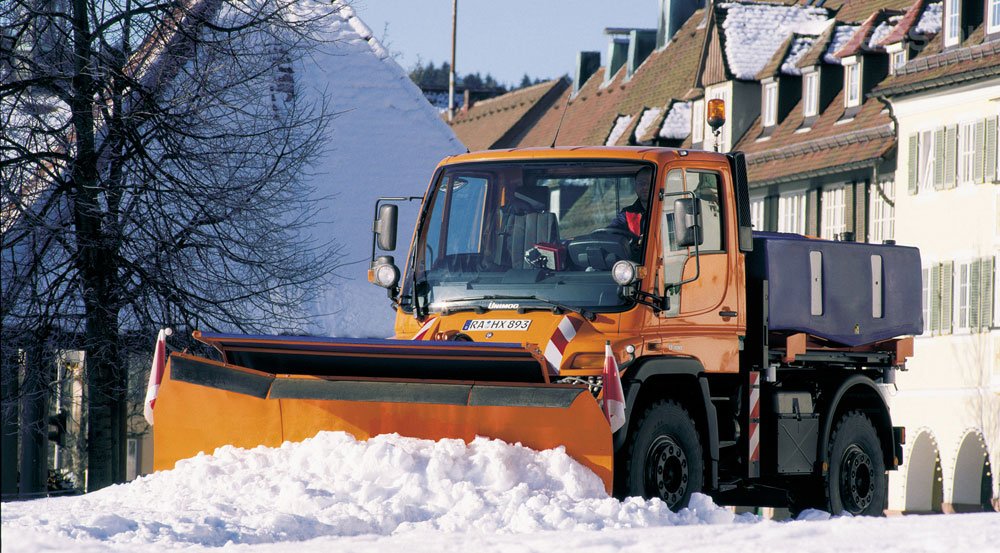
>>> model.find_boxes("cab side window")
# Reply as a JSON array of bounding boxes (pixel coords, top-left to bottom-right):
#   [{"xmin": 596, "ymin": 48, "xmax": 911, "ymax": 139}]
[{"xmin": 685, "ymin": 171, "xmax": 724, "ymax": 252}]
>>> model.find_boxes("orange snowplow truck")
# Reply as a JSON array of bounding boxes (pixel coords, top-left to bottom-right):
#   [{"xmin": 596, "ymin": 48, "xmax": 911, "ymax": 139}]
[{"xmin": 155, "ymin": 143, "xmax": 922, "ymax": 516}]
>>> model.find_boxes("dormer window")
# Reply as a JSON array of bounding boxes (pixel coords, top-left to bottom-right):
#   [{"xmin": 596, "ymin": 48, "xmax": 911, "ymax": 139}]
[
  {"xmin": 945, "ymin": 0, "xmax": 962, "ymax": 46},
  {"xmin": 803, "ymin": 72, "xmax": 819, "ymax": 117},
  {"xmin": 889, "ymin": 50, "xmax": 907, "ymax": 75},
  {"xmin": 692, "ymin": 99, "xmax": 705, "ymax": 144},
  {"xmin": 845, "ymin": 61, "xmax": 862, "ymax": 108},
  {"xmin": 989, "ymin": 0, "xmax": 1000, "ymax": 34},
  {"xmin": 763, "ymin": 82, "xmax": 778, "ymax": 127}
]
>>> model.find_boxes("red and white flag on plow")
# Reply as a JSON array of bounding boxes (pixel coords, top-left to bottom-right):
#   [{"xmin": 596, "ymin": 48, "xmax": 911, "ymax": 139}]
[
  {"xmin": 602, "ymin": 341, "xmax": 626, "ymax": 432},
  {"xmin": 143, "ymin": 328, "xmax": 172, "ymax": 425}
]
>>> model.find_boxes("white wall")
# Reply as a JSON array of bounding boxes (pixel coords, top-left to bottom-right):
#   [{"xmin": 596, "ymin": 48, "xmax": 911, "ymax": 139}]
[{"xmin": 888, "ymin": 80, "xmax": 1000, "ymax": 512}]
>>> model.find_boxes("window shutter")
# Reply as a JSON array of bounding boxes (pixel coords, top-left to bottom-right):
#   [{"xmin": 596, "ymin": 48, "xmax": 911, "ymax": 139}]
[
  {"xmin": 940, "ymin": 261, "xmax": 953, "ymax": 334},
  {"xmin": 974, "ymin": 119, "xmax": 986, "ymax": 184},
  {"xmin": 986, "ymin": 117, "xmax": 998, "ymax": 183},
  {"xmin": 933, "ymin": 127, "xmax": 945, "ymax": 190},
  {"xmin": 981, "ymin": 256, "xmax": 995, "ymax": 331},
  {"xmin": 930, "ymin": 263, "xmax": 942, "ymax": 333},
  {"xmin": 944, "ymin": 125, "xmax": 957, "ymax": 188},
  {"xmin": 908, "ymin": 134, "xmax": 919, "ymax": 194},
  {"xmin": 969, "ymin": 259, "xmax": 981, "ymax": 330}
]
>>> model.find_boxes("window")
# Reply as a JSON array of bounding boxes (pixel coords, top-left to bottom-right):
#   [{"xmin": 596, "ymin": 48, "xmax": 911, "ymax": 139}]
[
  {"xmin": 959, "ymin": 121, "xmax": 976, "ymax": 185},
  {"xmin": 821, "ymin": 187, "xmax": 846, "ymax": 240},
  {"xmin": 889, "ymin": 50, "xmax": 907, "ymax": 75},
  {"xmin": 845, "ymin": 62, "xmax": 861, "ymax": 108},
  {"xmin": 692, "ymin": 100, "xmax": 704, "ymax": 144},
  {"xmin": 750, "ymin": 198, "xmax": 766, "ymax": 230},
  {"xmin": 763, "ymin": 82, "xmax": 778, "ymax": 127},
  {"xmin": 869, "ymin": 180, "xmax": 895, "ymax": 243},
  {"xmin": 945, "ymin": 0, "xmax": 962, "ymax": 46},
  {"xmin": 919, "ymin": 129, "xmax": 935, "ymax": 191},
  {"xmin": 957, "ymin": 262, "xmax": 970, "ymax": 330},
  {"xmin": 803, "ymin": 72, "xmax": 819, "ymax": 117},
  {"xmin": 991, "ymin": 0, "xmax": 1000, "ymax": 33},
  {"xmin": 778, "ymin": 192, "xmax": 806, "ymax": 235}
]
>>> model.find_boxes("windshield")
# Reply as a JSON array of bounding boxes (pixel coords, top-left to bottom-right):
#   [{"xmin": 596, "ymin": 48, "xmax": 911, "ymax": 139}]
[{"xmin": 401, "ymin": 160, "xmax": 656, "ymax": 313}]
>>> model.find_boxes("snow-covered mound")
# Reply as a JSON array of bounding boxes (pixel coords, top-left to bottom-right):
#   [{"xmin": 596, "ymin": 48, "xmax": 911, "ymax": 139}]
[{"xmin": 0, "ymin": 432, "xmax": 750, "ymax": 548}]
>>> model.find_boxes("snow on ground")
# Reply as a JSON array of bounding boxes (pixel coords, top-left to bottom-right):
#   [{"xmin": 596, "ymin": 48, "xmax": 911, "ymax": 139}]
[
  {"xmin": 3, "ymin": 432, "xmax": 999, "ymax": 553},
  {"xmin": 295, "ymin": 3, "xmax": 464, "ymax": 338}
]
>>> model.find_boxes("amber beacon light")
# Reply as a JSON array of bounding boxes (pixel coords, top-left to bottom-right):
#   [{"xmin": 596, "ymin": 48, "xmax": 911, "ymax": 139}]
[{"xmin": 706, "ymin": 98, "xmax": 726, "ymax": 130}]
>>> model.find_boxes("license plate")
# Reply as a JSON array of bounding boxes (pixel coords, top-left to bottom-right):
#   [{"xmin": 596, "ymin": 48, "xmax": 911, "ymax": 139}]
[{"xmin": 462, "ymin": 319, "xmax": 532, "ymax": 331}]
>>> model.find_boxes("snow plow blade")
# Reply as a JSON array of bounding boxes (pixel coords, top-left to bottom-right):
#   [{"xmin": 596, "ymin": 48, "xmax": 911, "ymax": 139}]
[{"xmin": 153, "ymin": 332, "xmax": 614, "ymax": 492}]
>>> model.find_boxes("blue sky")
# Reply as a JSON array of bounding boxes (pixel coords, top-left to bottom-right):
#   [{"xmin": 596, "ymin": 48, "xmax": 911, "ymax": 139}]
[{"xmin": 351, "ymin": 1, "xmax": 658, "ymax": 86}]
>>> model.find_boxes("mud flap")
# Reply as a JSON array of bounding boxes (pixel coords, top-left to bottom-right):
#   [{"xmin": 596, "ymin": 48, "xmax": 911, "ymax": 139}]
[{"xmin": 153, "ymin": 353, "xmax": 614, "ymax": 492}]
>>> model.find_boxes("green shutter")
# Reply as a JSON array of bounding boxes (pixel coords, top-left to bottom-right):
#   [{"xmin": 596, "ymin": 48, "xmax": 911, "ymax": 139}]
[
  {"xmin": 974, "ymin": 119, "xmax": 986, "ymax": 184},
  {"xmin": 969, "ymin": 260, "xmax": 982, "ymax": 330},
  {"xmin": 933, "ymin": 127, "xmax": 945, "ymax": 190},
  {"xmin": 944, "ymin": 125, "xmax": 957, "ymax": 188},
  {"xmin": 981, "ymin": 256, "xmax": 995, "ymax": 331},
  {"xmin": 986, "ymin": 117, "xmax": 998, "ymax": 183},
  {"xmin": 940, "ymin": 261, "xmax": 953, "ymax": 334},
  {"xmin": 930, "ymin": 263, "xmax": 942, "ymax": 333},
  {"xmin": 908, "ymin": 134, "xmax": 919, "ymax": 195}
]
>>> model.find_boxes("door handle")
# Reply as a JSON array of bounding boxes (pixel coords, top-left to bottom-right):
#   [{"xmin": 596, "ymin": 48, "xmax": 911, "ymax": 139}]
[{"xmin": 719, "ymin": 310, "xmax": 738, "ymax": 318}]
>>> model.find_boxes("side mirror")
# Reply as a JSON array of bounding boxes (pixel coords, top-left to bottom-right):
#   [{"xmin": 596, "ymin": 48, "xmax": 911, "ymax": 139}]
[
  {"xmin": 673, "ymin": 198, "xmax": 703, "ymax": 248},
  {"xmin": 375, "ymin": 204, "xmax": 398, "ymax": 251}
]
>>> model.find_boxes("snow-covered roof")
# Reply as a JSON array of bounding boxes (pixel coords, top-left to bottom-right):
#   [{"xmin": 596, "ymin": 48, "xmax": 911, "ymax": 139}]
[
  {"xmin": 605, "ymin": 115, "xmax": 634, "ymax": 146},
  {"xmin": 868, "ymin": 16, "xmax": 902, "ymax": 49},
  {"xmin": 659, "ymin": 102, "xmax": 691, "ymax": 140},
  {"xmin": 824, "ymin": 25, "xmax": 860, "ymax": 64},
  {"xmin": 914, "ymin": 2, "xmax": 943, "ymax": 35},
  {"xmin": 781, "ymin": 35, "xmax": 818, "ymax": 76},
  {"xmin": 635, "ymin": 107, "xmax": 664, "ymax": 142},
  {"xmin": 718, "ymin": 2, "xmax": 829, "ymax": 80}
]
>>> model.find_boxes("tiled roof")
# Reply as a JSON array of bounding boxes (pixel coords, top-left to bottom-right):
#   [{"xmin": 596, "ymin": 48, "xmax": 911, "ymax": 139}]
[
  {"xmin": 796, "ymin": 24, "xmax": 836, "ymax": 67},
  {"xmin": 513, "ymin": 9, "xmax": 708, "ymax": 148},
  {"xmin": 834, "ymin": 11, "xmax": 888, "ymax": 57},
  {"xmin": 876, "ymin": 1, "xmax": 927, "ymax": 45},
  {"xmin": 716, "ymin": 1, "xmax": 829, "ymax": 80},
  {"xmin": 834, "ymin": 0, "xmax": 914, "ymax": 23},
  {"xmin": 448, "ymin": 79, "xmax": 568, "ymax": 151}
]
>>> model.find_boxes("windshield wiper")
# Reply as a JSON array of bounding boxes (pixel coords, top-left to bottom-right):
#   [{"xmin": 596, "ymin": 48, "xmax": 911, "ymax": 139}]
[{"xmin": 439, "ymin": 294, "xmax": 596, "ymax": 321}]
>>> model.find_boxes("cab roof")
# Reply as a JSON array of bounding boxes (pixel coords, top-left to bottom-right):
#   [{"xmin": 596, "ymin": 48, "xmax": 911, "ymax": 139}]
[{"xmin": 439, "ymin": 146, "xmax": 731, "ymax": 168}]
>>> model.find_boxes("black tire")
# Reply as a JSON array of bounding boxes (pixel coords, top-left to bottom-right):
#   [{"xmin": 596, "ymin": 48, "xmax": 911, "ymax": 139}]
[
  {"xmin": 826, "ymin": 411, "xmax": 887, "ymax": 516},
  {"xmin": 618, "ymin": 400, "xmax": 704, "ymax": 511}
]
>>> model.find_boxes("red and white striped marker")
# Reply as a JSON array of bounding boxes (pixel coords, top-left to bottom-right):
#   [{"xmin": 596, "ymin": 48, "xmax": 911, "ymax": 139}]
[
  {"xmin": 412, "ymin": 317, "xmax": 438, "ymax": 340},
  {"xmin": 143, "ymin": 328, "xmax": 172, "ymax": 426},
  {"xmin": 748, "ymin": 370, "xmax": 761, "ymax": 478},
  {"xmin": 602, "ymin": 342, "xmax": 626, "ymax": 432},
  {"xmin": 543, "ymin": 316, "xmax": 582, "ymax": 374}
]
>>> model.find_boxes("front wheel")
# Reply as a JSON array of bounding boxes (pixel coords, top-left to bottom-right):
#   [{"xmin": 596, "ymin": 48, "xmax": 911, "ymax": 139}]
[
  {"xmin": 826, "ymin": 411, "xmax": 887, "ymax": 516},
  {"xmin": 618, "ymin": 400, "xmax": 704, "ymax": 511}
]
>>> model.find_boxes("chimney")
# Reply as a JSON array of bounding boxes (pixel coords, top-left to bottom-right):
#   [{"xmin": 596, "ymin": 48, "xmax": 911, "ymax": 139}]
[
  {"xmin": 604, "ymin": 29, "xmax": 630, "ymax": 83},
  {"xmin": 462, "ymin": 89, "xmax": 471, "ymax": 113},
  {"xmin": 627, "ymin": 29, "xmax": 657, "ymax": 78},
  {"xmin": 574, "ymin": 51, "xmax": 601, "ymax": 93},
  {"xmin": 657, "ymin": 0, "xmax": 704, "ymax": 48}
]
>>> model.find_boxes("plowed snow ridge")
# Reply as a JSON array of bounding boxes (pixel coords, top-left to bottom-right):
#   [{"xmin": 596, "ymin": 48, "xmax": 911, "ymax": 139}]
[{"xmin": 1, "ymin": 432, "xmax": 756, "ymax": 547}]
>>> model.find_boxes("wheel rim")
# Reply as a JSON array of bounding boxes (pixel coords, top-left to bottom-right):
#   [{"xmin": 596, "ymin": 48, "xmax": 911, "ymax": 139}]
[
  {"xmin": 644, "ymin": 435, "xmax": 688, "ymax": 509},
  {"xmin": 839, "ymin": 444, "xmax": 875, "ymax": 514}
]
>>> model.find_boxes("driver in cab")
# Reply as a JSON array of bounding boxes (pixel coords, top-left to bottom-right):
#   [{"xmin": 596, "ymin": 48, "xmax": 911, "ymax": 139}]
[{"xmin": 608, "ymin": 167, "xmax": 653, "ymax": 237}]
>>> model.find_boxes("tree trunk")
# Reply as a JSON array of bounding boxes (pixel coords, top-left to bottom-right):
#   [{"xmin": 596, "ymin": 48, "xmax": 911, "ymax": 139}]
[
  {"xmin": 18, "ymin": 343, "xmax": 48, "ymax": 496},
  {"xmin": 1, "ymin": 343, "xmax": 21, "ymax": 496}
]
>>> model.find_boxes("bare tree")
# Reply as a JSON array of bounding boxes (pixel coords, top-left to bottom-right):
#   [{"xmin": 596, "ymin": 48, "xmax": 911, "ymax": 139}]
[{"xmin": 1, "ymin": 0, "xmax": 338, "ymax": 491}]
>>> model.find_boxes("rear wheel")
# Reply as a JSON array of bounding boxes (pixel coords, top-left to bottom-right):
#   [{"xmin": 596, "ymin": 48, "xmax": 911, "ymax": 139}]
[
  {"xmin": 826, "ymin": 411, "xmax": 886, "ymax": 516},
  {"xmin": 619, "ymin": 400, "xmax": 704, "ymax": 511}
]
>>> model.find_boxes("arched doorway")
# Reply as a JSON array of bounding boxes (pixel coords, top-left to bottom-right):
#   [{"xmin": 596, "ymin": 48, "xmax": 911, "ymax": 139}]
[
  {"xmin": 951, "ymin": 431, "xmax": 995, "ymax": 512},
  {"xmin": 905, "ymin": 431, "xmax": 944, "ymax": 513}
]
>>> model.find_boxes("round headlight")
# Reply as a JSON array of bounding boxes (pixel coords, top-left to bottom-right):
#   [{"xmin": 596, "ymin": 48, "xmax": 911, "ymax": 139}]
[
  {"xmin": 373, "ymin": 263, "xmax": 400, "ymax": 288},
  {"xmin": 612, "ymin": 260, "xmax": 638, "ymax": 286}
]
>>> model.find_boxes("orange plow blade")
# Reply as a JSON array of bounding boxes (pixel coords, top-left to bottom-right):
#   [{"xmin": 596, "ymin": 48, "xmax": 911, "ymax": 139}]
[{"xmin": 153, "ymin": 334, "xmax": 614, "ymax": 492}]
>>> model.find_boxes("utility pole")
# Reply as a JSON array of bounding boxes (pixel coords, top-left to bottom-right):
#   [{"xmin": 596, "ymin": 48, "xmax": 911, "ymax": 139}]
[{"xmin": 448, "ymin": 0, "xmax": 457, "ymax": 122}]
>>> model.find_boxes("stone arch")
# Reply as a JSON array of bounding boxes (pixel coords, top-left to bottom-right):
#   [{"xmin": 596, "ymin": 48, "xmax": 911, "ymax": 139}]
[
  {"xmin": 905, "ymin": 430, "xmax": 944, "ymax": 513},
  {"xmin": 951, "ymin": 430, "xmax": 995, "ymax": 512}
]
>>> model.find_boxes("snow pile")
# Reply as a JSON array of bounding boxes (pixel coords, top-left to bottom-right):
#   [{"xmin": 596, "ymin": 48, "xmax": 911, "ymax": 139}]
[
  {"xmin": 659, "ymin": 102, "xmax": 691, "ymax": 140},
  {"xmin": 605, "ymin": 115, "xmax": 634, "ymax": 146},
  {"xmin": 781, "ymin": 35, "xmax": 818, "ymax": 76},
  {"xmin": 914, "ymin": 2, "xmax": 943, "ymax": 35},
  {"xmin": 635, "ymin": 107, "xmax": 664, "ymax": 141},
  {"xmin": 719, "ymin": 3, "xmax": 828, "ymax": 79},
  {"xmin": 868, "ymin": 16, "xmax": 902, "ymax": 49},
  {"xmin": 824, "ymin": 24, "xmax": 860, "ymax": 64},
  {"xmin": 1, "ymin": 432, "xmax": 752, "ymax": 548},
  {"xmin": 295, "ymin": 3, "xmax": 464, "ymax": 338}
]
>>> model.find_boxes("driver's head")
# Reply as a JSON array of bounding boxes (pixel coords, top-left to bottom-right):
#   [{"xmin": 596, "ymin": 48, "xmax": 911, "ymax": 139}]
[{"xmin": 635, "ymin": 167, "xmax": 653, "ymax": 209}]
